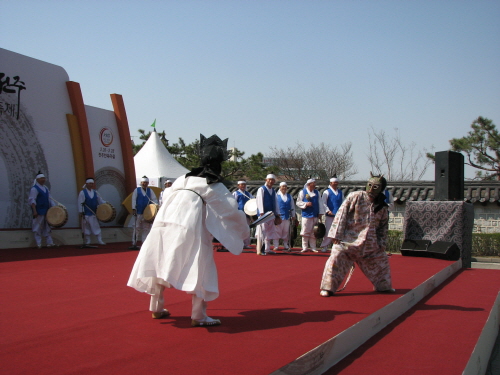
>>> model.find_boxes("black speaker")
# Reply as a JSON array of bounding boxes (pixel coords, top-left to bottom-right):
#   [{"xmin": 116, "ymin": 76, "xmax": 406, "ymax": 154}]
[
  {"xmin": 400, "ymin": 239, "xmax": 460, "ymax": 261},
  {"xmin": 434, "ymin": 151, "xmax": 464, "ymax": 201},
  {"xmin": 427, "ymin": 241, "xmax": 461, "ymax": 261},
  {"xmin": 400, "ymin": 239, "xmax": 431, "ymax": 257}
]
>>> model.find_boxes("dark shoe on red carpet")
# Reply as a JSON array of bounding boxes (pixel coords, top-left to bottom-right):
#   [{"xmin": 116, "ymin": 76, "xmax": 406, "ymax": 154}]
[
  {"xmin": 191, "ymin": 318, "xmax": 221, "ymax": 327},
  {"xmin": 152, "ymin": 309, "xmax": 171, "ymax": 319}
]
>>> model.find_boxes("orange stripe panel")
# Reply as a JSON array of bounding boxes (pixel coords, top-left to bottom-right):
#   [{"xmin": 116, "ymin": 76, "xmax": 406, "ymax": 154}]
[
  {"xmin": 110, "ymin": 93, "xmax": 136, "ymax": 193},
  {"xmin": 66, "ymin": 81, "xmax": 95, "ymax": 179},
  {"xmin": 66, "ymin": 114, "xmax": 86, "ymax": 194}
]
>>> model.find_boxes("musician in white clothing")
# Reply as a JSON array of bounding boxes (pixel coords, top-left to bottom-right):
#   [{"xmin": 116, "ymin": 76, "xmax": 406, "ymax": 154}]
[
  {"xmin": 131, "ymin": 176, "xmax": 158, "ymax": 246},
  {"xmin": 28, "ymin": 171, "xmax": 55, "ymax": 248},
  {"xmin": 77, "ymin": 178, "xmax": 107, "ymax": 245},
  {"xmin": 232, "ymin": 180, "xmax": 254, "ymax": 248},
  {"xmin": 159, "ymin": 179, "xmax": 173, "ymax": 206},
  {"xmin": 319, "ymin": 177, "xmax": 344, "ymax": 252},
  {"xmin": 273, "ymin": 182, "xmax": 296, "ymax": 251},
  {"xmin": 296, "ymin": 178, "xmax": 325, "ymax": 252},
  {"xmin": 255, "ymin": 174, "xmax": 281, "ymax": 255}
]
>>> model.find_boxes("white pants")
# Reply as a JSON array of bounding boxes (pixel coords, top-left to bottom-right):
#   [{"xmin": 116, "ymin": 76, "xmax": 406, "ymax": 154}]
[
  {"xmin": 273, "ymin": 219, "xmax": 291, "ymax": 248},
  {"xmin": 132, "ymin": 214, "xmax": 152, "ymax": 244},
  {"xmin": 320, "ymin": 215, "xmax": 335, "ymax": 248},
  {"xmin": 82, "ymin": 215, "xmax": 101, "ymax": 236},
  {"xmin": 32, "ymin": 215, "xmax": 53, "ymax": 246},
  {"xmin": 150, "ymin": 284, "xmax": 208, "ymax": 320},
  {"xmin": 301, "ymin": 217, "xmax": 318, "ymax": 251}
]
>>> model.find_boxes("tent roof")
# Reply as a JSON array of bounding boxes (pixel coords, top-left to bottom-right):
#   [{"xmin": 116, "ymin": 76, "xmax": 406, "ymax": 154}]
[{"xmin": 134, "ymin": 131, "xmax": 189, "ymax": 180}]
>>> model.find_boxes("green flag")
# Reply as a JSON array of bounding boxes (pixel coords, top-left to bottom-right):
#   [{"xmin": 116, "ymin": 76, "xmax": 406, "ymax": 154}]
[{"xmin": 151, "ymin": 119, "xmax": 156, "ymax": 128}]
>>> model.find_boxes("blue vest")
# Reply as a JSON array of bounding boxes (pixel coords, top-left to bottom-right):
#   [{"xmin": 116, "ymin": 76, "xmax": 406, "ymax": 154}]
[
  {"xmin": 136, "ymin": 187, "xmax": 151, "ymax": 215},
  {"xmin": 258, "ymin": 186, "xmax": 276, "ymax": 215},
  {"xmin": 235, "ymin": 190, "xmax": 251, "ymax": 211},
  {"xmin": 34, "ymin": 185, "xmax": 50, "ymax": 215},
  {"xmin": 384, "ymin": 189, "xmax": 390, "ymax": 202},
  {"xmin": 83, "ymin": 189, "xmax": 98, "ymax": 216},
  {"xmin": 326, "ymin": 188, "xmax": 343, "ymax": 217},
  {"xmin": 301, "ymin": 188, "xmax": 320, "ymax": 218},
  {"xmin": 278, "ymin": 193, "xmax": 293, "ymax": 220}
]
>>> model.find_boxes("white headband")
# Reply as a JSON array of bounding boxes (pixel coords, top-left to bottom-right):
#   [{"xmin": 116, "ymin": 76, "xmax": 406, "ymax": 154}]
[
  {"xmin": 141, "ymin": 177, "xmax": 149, "ymax": 182},
  {"xmin": 86, "ymin": 178, "xmax": 95, "ymax": 184},
  {"xmin": 165, "ymin": 180, "xmax": 172, "ymax": 184},
  {"xmin": 306, "ymin": 178, "xmax": 315, "ymax": 184},
  {"xmin": 237, "ymin": 181, "xmax": 246, "ymax": 185},
  {"xmin": 280, "ymin": 182, "xmax": 287, "ymax": 186},
  {"xmin": 36, "ymin": 173, "xmax": 45, "ymax": 179},
  {"xmin": 330, "ymin": 178, "xmax": 339, "ymax": 182},
  {"xmin": 266, "ymin": 174, "xmax": 276, "ymax": 180}
]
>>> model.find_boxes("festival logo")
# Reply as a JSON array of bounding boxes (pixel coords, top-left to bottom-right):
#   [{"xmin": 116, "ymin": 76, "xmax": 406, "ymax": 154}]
[{"xmin": 100, "ymin": 127, "xmax": 114, "ymax": 147}]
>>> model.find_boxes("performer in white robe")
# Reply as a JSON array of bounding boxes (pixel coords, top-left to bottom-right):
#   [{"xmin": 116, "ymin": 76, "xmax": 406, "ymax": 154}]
[
  {"xmin": 77, "ymin": 178, "xmax": 107, "ymax": 245},
  {"xmin": 131, "ymin": 176, "xmax": 158, "ymax": 245},
  {"xmin": 128, "ymin": 134, "xmax": 248, "ymax": 327},
  {"xmin": 319, "ymin": 177, "xmax": 344, "ymax": 252},
  {"xmin": 296, "ymin": 179, "xmax": 325, "ymax": 252},
  {"xmin": 273, "ymin": 182, "xmax": 296, "ymax": 251},
  {"xmin": 232, "ymin": 180, "xmax": 254, "ymax": 248},
  {"xmin": 28, "ymin": 171, "xmax": 55, "ymax": 248},
  {"xmin": 255, "ymin": 174, "xmax": 281, "ymax": 255}
]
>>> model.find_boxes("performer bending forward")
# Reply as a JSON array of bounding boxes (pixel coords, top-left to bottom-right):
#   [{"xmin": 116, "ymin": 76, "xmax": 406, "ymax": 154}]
[
  {"xmin": 128, "ymin": 134, "xmax": 248, "ymax": 327},
  {"xmin": 320, "ymin": 174, "xmax": 394, "ymax": 297}
]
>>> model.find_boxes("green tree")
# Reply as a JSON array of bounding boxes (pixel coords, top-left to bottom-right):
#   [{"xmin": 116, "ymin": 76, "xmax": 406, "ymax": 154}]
[{"xmin": 449, "ymin": 117, "xmax": 500, "ymax": 180}]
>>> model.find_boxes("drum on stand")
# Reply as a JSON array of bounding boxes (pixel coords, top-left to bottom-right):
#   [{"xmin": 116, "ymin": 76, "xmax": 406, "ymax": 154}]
[
  {"xmin": 96, "ymin": 203, "xmax": 116, "ymax": 223},
  {"xmin": 143, "ymin": 203, "xmax": 159, "ymax": 223},
  {"xmin": 46, "ymin": 205, "xmax": 68, "ymax": 228}
]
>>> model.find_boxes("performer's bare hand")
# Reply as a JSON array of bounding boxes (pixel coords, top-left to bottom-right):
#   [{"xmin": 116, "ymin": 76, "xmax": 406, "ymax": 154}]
[
  {"xmin": 32, "ymin": 211, "xmax": 38, "ymax": 218},
  {"xmin": 332, "ymin": 238, "xmax": 341, "ymax": 244},
  {"xmin": 305, "ymin": 202, "xmax": 313, "ymax": 207},
  {"xmin": 133, "ymin": 209, "xmax": 137, "ymax": 216}
]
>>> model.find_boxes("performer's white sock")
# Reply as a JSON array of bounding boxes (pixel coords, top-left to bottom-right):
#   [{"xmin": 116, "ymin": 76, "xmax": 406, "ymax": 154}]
[
  {"xmin": 309, "ymin": 237, "xmax": 317, "ymax": 250},
  {"xmin": 150, "ymin": 284, "xmax": 165, "ymax": 312},
  {"xmin": 191, "ymin": 295, "xmax": 208, "ymax": 320},
  {"xmin": 302, "ymin": 237, "xmax": 308, "ymax": 250},
  {"xmin": 265, "ymin": 240, "xmax": 271, "ymax": 251},
  {"xmin": 85, "ymin": 235, "xmax": 91, "ymax": 244}
]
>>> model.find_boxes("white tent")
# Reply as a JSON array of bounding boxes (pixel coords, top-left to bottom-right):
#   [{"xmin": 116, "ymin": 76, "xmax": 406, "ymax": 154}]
[{"xmin": 133, "ymin": 131, "xmax": 189, "ymax": 187}]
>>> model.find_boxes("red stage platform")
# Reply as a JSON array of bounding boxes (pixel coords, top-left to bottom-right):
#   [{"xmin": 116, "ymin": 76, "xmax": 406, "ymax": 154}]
[{"xmin": 0, "ymin": 244, "xmax": 498, "ymax": 374}]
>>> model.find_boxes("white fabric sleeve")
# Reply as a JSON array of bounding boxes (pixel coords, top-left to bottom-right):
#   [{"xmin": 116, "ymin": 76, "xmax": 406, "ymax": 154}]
[
  {"xmin": 77, "ymin": 190, "xmax": 85, "ymax": 213},
  {"xmin": 296, "ymin": 190, "xmax": 307, "ymax": 209},
  {"xmin": 131, "ymin": 188, "xmax": 137, "ymax": 210}
]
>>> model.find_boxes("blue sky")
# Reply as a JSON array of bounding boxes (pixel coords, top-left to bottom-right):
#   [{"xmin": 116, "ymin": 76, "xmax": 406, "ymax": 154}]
[{"xmin": 4, "ymin": 0, "xmax": 499, "ymax": 180}]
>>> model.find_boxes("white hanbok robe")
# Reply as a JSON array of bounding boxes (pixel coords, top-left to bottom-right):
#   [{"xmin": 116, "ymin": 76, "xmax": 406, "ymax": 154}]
[{"xmin": 128, "ymin": 175, "xmax": 248, "ymax": 302}]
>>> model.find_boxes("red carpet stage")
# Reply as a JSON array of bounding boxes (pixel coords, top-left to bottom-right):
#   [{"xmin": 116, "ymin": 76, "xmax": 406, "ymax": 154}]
[{"xmin": 0, "ymin": 244, "xmax": 498, "ymax": 374}]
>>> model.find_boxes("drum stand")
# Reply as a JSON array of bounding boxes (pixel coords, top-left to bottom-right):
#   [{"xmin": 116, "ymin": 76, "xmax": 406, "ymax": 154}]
[
  {"xmin": 79, "ymin": 213, "xmax": 97, "ymax": 249},
  {"xmin": 128, "ymin": 213, "xmax": 140, "ymax": 250}
]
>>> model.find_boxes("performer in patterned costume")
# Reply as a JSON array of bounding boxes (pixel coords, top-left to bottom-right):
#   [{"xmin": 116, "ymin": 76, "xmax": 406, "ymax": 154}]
[{"xmin": 320, "ymin": 174, "xmax": 394, "ymax": 297}]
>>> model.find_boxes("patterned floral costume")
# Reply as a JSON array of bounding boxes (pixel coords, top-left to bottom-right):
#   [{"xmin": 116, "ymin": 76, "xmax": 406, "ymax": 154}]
[{"xmin": 320, "ymin": 190, "xmax": 393, "ymax": 293}]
